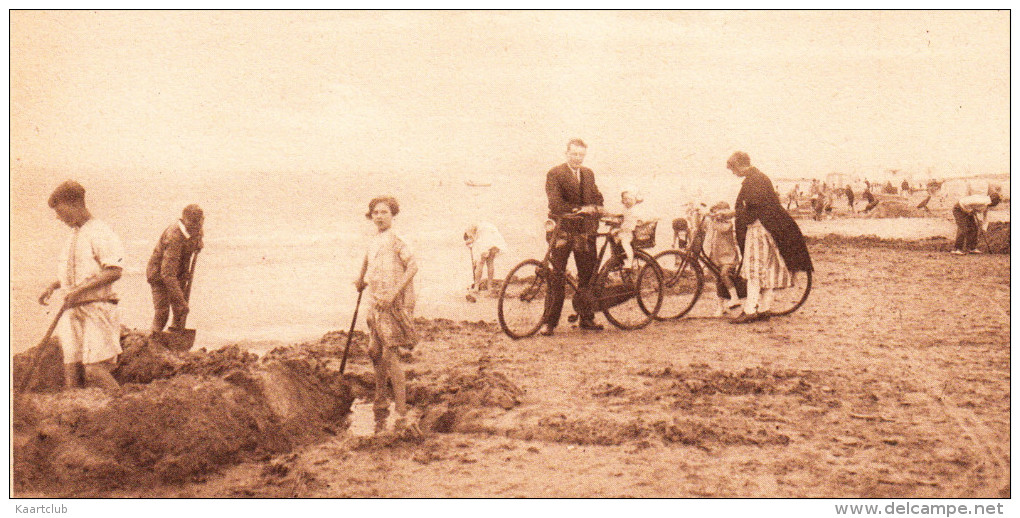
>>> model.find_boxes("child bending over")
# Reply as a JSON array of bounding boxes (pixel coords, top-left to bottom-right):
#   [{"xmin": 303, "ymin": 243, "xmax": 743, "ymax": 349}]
[{"xmin": 463, "ymin": 222, "xmax": 508, "ymax": 294}]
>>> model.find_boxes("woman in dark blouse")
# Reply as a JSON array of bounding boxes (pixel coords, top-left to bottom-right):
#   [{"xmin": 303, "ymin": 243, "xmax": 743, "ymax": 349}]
[{"xmin": 727, "ymin": 151, "xmax": 813, "ymax": 323}]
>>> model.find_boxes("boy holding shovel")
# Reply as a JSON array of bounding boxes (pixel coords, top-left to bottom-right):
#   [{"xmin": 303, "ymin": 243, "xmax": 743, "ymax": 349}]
[
  {"xmin": 147, "ymin": 204, "xmax": 204, "ymax": 337},
  {"xmin": 38, "ymin": 181, "xmax": 125, "ymax": 395}
]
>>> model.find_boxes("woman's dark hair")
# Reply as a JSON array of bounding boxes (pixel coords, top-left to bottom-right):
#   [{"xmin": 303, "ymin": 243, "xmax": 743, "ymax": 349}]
[
  {"xmin": 989, "ymin": 192, "xmax": 1002, "ymax": 208},
  {"xmin": 365, "ymin": 196, "xmax": 400, "ymax": 219}
]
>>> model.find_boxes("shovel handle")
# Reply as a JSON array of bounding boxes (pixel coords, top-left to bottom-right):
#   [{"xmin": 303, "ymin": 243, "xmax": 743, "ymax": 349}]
[
  {"xmin": 17, "ymin": 303, "xmax": 68, "ymax": 393},
  {"xmin": 179, "ymin": 251, "xmax": 200, "ymax": 329},
  {"xmin": 338, "ymin": 289, "xmax": 364, "ymax": 376}
]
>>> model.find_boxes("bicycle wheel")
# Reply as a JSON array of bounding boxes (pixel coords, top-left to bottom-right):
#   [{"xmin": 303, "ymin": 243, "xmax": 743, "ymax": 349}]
[
  {"xmin": 769, "ymin": 269, "xmax": 812, "ymax": 316},
  {"xmin": 596, "ymin": 251, "xmax": 663, "ymax": 330},
  {"xmin": 497, "ymin": 259, "xmax": 550, "ymax": 339},
  {"xmin": 653, "ymin": 249, "xmax": 704, "ymax": 320}
]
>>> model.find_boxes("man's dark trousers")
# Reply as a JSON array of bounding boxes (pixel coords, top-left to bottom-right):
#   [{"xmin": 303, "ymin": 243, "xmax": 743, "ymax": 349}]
[
  {"xmin": 952, "ymin": 204, "xmax": 979, "ymax": 251},
  {"xmin": 543, "ymin": 232, "xmax": 598, "ymax": 328}
]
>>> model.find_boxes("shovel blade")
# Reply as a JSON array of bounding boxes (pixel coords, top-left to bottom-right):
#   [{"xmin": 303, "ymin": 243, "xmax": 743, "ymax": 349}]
[{"xmin": 153, "ymin": 328, "xmax": 197, "ymax": 352}]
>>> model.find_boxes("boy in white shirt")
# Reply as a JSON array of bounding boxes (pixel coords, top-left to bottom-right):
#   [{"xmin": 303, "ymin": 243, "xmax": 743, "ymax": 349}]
[
  {"xmin": 951, "ymin": 192, "xmax": 1001, "ymax": 255},
  {"xmin": 38, "ymin": 181, "xmax": 125, "ymax": 395}
]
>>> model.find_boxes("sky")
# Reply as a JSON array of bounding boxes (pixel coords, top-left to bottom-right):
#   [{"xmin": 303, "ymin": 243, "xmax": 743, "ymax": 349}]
[{"xmin": 9, "ymin": 10, "xmax": 1010, "ymax": 181}]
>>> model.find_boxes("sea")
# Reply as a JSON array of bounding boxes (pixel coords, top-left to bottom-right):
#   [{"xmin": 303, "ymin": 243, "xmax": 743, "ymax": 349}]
[{"xmin": 9, "ymin": 165, "xmax": 973, "ymax": 355}]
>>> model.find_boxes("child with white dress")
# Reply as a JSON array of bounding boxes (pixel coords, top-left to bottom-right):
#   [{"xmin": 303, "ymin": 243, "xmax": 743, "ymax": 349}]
[
  {"xmin": 463, "ymin": 222, "xmax": 508, "ymax": 294},
  {"xmin": 355, "ymin": 196, "xmax": 420, "ymax": 437},
  {"xmin": 616, "ymin": 187, "xmax": 656, "ymax": 269}
]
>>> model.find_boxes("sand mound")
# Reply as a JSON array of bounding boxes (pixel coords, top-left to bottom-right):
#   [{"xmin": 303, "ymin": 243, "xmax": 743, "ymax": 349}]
[
  {"xmin": 114, "ymin": 331, "xmax": 186, "ymax": 383},
  {"xmin": 985, "ymin": 222, "xmax": 1009, "ymax": 253},
  {"xmin": 414, "ymin": 318, "xmax": 501, "ymax": 341},
  {"xmin": 415, "ymin": 367, "xmax": 526, "ymax": 433},
  {"xmin": 864, "ymin": 200, "xmax": 923, "ymax": 219},
  {"xmin": 12, "ymin": 337, "xmax": 65, "ymax": 392},
  {"xmin": 809, "ymin": 233, "xmax": 954, "ymax": 253},
  {"xmin": 12, "ymin": 332, "xmax": 355, "ymax": 496}
]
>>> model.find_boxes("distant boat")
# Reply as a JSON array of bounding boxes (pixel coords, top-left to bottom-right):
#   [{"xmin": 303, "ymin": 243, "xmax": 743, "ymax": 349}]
[{"xmin": 465, "ymin": 180, "xmax": 492, "ymax": 187}]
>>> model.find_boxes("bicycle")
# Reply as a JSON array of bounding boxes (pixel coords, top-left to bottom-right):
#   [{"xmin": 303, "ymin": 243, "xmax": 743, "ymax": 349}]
[
  {"xmin": 497, "ymin": 213, "xmax": 664, "ymax": 339},
  {"xmin": 653, "ymin": 213, "xmax": 811, "ymax": 320}
]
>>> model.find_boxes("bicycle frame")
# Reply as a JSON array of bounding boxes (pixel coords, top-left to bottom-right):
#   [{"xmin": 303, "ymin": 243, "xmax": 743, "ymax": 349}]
[
  {"xmin": 684, "ymin": 214, "xmax": 730, "ymax": 281},
  {"xmin": 541, "ymin": 213, "xmax": 621, "ymax": 293}
]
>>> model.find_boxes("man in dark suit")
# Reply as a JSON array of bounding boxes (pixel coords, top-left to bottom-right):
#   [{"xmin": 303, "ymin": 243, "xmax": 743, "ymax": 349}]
[{"xmin": 541, "ymin": 138, "xmax": 605, "ymax": 335}]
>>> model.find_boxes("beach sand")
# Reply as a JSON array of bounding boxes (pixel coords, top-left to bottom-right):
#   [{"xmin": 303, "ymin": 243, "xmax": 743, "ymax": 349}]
[{"xmin": 12, "ymin": 234, "xmax": 1010, "ymax": 498}]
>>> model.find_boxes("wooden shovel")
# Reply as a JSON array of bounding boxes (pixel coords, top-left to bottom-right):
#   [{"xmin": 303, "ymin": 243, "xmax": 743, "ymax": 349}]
[{"xmin": 16, "ymin": 302, "xmax": 69, "ymax": 393}]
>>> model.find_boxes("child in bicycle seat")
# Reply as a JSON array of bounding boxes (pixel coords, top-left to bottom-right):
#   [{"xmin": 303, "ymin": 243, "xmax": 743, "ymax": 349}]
[
  {"xmin": 614, "ymin": 187, "xmax": 655, "ymax": 270},
  {"xmin": 704, "ymin": 201, "xmax": 742, "ymax": 316}
]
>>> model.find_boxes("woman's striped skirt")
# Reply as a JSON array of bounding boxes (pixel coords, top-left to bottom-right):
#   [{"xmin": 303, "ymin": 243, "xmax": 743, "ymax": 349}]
[{"xmin": 739, "ymin": 220, "xmax": 792, "ymax": 289}]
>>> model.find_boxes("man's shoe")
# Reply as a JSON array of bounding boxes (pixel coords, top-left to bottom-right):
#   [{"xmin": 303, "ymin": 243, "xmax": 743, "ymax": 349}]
[
  {"xmin": 579, "ymin": 320, "xmax": 604, "ymax": 331},
  {"xmin": 970, "ymin": 249, "xmax": 983, "ymax": 254},
  {"xmin": 539, "ymin": 325, "xmax": 555, "ymax": 336},
  {"xmin": 950, "ymin": 249, "xmax": 966, "ymax": 255},
  {"xmin": 730, "ymin": 312, "xmax": 762, "ymax": 324}
]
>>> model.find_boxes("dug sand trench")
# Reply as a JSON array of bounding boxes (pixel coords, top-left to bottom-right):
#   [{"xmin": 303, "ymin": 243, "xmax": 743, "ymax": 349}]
[{"xmin": 12, "ymin": 331, "xmax": 357, "ymax": 496}]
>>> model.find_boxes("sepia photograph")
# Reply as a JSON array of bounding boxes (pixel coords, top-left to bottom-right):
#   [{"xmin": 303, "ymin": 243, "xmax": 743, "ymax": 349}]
[{"xmin": 8, "ymin": 9, "xmax": 1010, "ymax": 510}]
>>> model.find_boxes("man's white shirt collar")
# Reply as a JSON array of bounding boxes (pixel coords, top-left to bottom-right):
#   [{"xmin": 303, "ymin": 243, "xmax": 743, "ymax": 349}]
[{"xmin": 178, "ymin": 220, "xmax": 191, "ymax": 239}]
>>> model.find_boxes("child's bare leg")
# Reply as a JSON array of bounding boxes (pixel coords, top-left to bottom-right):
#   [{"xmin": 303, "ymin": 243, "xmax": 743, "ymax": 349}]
[
  {"xmin": 485, "ymin": 251, "xmax": 496, "ymax": 287},
  {"xmin": 369, "ymin": 335, "xmax": 390, "ymax": 431},
  {"xmin": 720, "ymin": 265, "xmax": 736, "ymax": 291},
  {"xmin": 473, "ymin": 258, "xmax": 484, "ymax": 289},
  {"xmin": 64, "ymin": 362, "xmax": 83, "ymax": 389},
  {"xmin": 720, "ymin": 265, "xmax": 740, "ymax": 302},
  {"xmin": 384, "ymin": 346, "xmax": 407, "ymax": 418}
]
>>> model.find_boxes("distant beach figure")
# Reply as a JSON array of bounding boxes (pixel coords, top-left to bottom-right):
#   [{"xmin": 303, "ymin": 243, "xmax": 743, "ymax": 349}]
[
  {"xmin": 901, "ymin": 180, "xmax": 911, "ymax": 194},
  {"xmin": 703, "ymin": 201, "xmax": 743, "ymax": 316},
  {"xmin": 463, "ymin": 222, "xmax": 508, "ymax": 293},
  {"xmin": 147, "ymin": 204, "xmax": 204, "ymax": 335},
  {"xmin": 38, "ymin": 180, "xmax": 124, "ymax": 395},
  {"xmin": 916, "ymin": 180, "xmax": 943, "ymax": 213},
  {"xmin": 727, "ymin": 152, "xmax": 813, "ymax": 324},
  {"xmin": 950, "ymin": 192, "xmax": 1001, "ymax": 255},
  {"xmin": 861, "ymin": 188, "xmax": 879, "ymax": 213},
  {"xmin": 844, "ymin": 185, "xmax": 855, "ymax": 213},
  {"xmin": 355, "ymin": 196, "xmax": 420, "ymax": 436},
  {"xmin": 786, "ymin": 184, "xmax": 800, "ymax": 210},
  {"xmin": 811, "ymin": 190, "xmax": 828, "ymax": 221}
]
